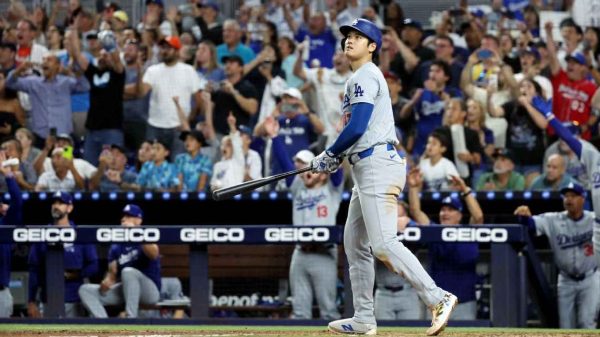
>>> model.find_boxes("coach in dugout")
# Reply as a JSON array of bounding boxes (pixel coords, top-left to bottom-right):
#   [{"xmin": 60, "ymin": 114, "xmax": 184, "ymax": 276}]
[
  {"xmin": 407, "ymin": 169, "xmax": 483, "ymax": 319},
  {"xmin": 79, "ymin": 204, "xmax": 161, "ymax": 318},
  {"xmin": 0, "ymin": 153, "xmax": 23, "ymax": 317},
  {"xmin": 514, "ymin": 182, "xmax": 599, "ymax": 329},
  {"xmin": 28, "ymin": 191, "xmax": 98, "ymax": 317}
]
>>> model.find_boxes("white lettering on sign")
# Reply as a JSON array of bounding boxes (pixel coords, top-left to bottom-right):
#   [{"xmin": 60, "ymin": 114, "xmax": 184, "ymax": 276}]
[
  {"xmin": 180, "ymin": 228, "xmax": 245, "ymax": 242},
  {"xmin": 441, "ymin": 228, "xmax": 508, "ymax": 242},
  {"xmin": 13, "ymin": 228, "xmax": 76, "ymax": 243},
  {"xmin": 265, "ymin": 227, "xmax": 330, "ymax": 242},
  {"xmin": 96, "ymin": 228, "xmax": 160, "ymax": 242},
  {"xmin": 397, "ymin": 227, "xmax": 421, "ymax": 241}
]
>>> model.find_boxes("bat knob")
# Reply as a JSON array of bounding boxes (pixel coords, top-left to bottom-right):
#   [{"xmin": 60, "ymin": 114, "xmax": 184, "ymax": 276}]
[{"xmin": 212, "ymin": 190, "xmax": 221, "ymax": 201}]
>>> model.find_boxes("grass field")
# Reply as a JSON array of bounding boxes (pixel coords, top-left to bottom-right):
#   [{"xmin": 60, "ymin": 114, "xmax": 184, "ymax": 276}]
[{"xmin": 0, "ymin": 325, "xmax": 598, "ymax": 337}]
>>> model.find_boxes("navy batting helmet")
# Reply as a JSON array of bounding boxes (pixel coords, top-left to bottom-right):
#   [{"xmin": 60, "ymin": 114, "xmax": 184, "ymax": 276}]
[{"xmin": 339, "ymin": 18, "xmax": 382, "ymax": 51}]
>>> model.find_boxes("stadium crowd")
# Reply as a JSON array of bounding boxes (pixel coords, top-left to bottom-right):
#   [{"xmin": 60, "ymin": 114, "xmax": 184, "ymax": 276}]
[{"xmin": 0, "ymin": 0, "xmax": 599, "ymax": 327}]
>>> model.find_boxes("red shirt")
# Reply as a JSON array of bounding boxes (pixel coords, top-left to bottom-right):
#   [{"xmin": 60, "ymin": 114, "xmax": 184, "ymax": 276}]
[
  {"xmin": 15, "ymin": 45, "xmax": 31, "ymax": 66},
  {"xmin": 550, "ymin": 70, "xmax": 597, "ymax": 139}
]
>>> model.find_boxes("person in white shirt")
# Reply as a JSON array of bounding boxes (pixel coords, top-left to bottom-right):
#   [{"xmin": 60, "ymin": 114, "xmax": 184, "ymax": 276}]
[
  {"xmin": 34, "ymin": 133, "xmax": 97, "ymax": 180},
  {"xmin": 35, "ymin": 148, "xmax": 84, "ymax": 192},
  {"xmin": 138, "ymin": 36, "xmax": 204, "ymax": 157},
  {"xmin": 419, "ymin": 132, "xmax": 459, "ymax": 191},
  {"xmin": 210, "ymin": 114, "xmax": 245, "ymax": 191},
  {"xmin": 239, "ymin": 125, "xmax": 262, "ymax": 181},
  {"xmin": 293, "ymin": 46, "xmax": 352, "ymax": 146}
]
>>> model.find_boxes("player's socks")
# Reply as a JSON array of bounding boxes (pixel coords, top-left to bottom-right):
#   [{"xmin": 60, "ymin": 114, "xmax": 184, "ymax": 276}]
[
  {"xmin": 328, "ymin": 318, "xmax": 377, "ymax": 335},
  {"xmin": 426, "ymin": 292, "xmax": 458, "ymax": 336}
]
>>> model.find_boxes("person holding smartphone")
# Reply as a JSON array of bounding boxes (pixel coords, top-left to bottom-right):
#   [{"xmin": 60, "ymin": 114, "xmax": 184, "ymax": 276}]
[{"xmin": 35, "ymin": 145, "xmax": 85, "ymax": 192}]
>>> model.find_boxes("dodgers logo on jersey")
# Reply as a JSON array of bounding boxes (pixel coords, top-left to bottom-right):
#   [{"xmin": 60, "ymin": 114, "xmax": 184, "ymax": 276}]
[
  {"xmin": 353, "ymin": 83, "xmax": 364, "ymax": 97},
  {"xmin": 296, "ymin": 192, "xmax": 327, "ymax": 211}
]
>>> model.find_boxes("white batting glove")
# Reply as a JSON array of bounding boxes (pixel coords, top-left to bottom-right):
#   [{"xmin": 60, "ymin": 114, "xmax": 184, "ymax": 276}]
[{"xmin": 311, "ymin": 151, "xmax": 341, "ymax": 173}]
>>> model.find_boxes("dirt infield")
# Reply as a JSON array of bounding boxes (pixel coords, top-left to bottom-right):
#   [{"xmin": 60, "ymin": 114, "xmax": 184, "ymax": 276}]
[{"xmin": 0, "ymin": 326, "xmax": 599, "ymax": 337}]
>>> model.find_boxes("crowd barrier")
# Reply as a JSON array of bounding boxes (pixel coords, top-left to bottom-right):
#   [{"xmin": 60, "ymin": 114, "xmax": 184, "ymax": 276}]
[{"xmin": 0, "ymin": 224, "xmax": 528, "ymax": 327}]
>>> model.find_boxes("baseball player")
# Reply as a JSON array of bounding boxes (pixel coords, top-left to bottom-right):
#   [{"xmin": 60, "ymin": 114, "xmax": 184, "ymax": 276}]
[
  {"xmin": 514, "ymin": 182, "xmax": 599, "ymax": 329},
  {"xmin": 531, "ymin": 98, "xmax": 600, "ymax": 271},
  {"xmin": 79, "ymin": 204, "xmax": 161, "ymax": 318},
  {"xmin": 310, "ymin": 19, "xmax": 457, "ymax": 336},
  {"xmin": 0, "ymin": 156, "xmax": 24, "ymax": 317},
  {"xmin": 28, "ymin": 191, "xmax": 99, "ymax": 318},
  {"xmin": 374, "ymin": 201, "xmax": 424, "ymax": 320},
  {"xmin": 269, "ymin": 123, "xmax": 343, "ymax": 320}
]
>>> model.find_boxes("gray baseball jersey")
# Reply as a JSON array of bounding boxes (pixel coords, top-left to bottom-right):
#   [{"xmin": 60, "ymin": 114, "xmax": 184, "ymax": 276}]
[
  {"xmin": 532, "ymin": 210, "xmax": 596, "ymax": 275},
  {"xmin": 289, "ymin": 178, "xmax": 343, "ymax": 320},
  {"xmin": 578, "ymin": 142, "xmax": 600, "ymax": 268},
  {"xmin": 341, "ymin": 62, "xmax": 398, "ymax": 155}
]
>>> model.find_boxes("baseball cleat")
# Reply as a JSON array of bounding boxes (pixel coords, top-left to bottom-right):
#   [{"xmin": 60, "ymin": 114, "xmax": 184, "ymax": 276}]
[
  {"xmin": 328, "ymin": 318, "xmax": 377, "ymax": 335},
  {"xmin": 426, "ymin": 292, "xmax": 458, "ymax": 336}
]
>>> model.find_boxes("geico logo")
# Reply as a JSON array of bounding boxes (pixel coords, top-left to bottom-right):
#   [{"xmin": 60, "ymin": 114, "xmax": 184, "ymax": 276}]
[
  {"xmin": 13, "ymin": 228, "xmax": 76, "ymax": 243},
  {"xmin": 97, "ymin": 228, "xmax": 160, "ymax": 242},
  {"xmin": 397, "ymin": 227, "xmax": 421, "ymax": 241},
  {"xmin": 180, "ymin": 228, "xmax": 245, "ymax": 242},
  {"xmin": 265, "ymin": 227, "xmax": 330, "ymax": 242},
  {"xmin": 442, "ymin": 228, "xmax": 508, "ymax": 242}
]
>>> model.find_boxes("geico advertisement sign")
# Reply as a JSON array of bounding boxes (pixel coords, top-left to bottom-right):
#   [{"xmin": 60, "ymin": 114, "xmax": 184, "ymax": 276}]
[
  {"xmin": 265, "ymin": 227, "xmax": 330, "ymax": 242},
  {"xmin": 13, "ymin": 228, "xmax": 76, "ymax": 242},
  {"xmin": 97, "ymin": 228, "xmax": 160, "ymax": 242},
  {"xmin": 180, "ymin": 228, "xmax": 245, "ymax": 242},
  {"xmin": 442, "ymin": 228, "xmax": 508, "ymax": 242},
  {"xmin": 397, "ymin": 228, "xmax": 421, "ymax": 241}
]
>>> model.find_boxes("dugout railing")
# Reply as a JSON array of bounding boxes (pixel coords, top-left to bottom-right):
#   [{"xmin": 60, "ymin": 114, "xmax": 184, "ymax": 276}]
[{"xmin": 0, "ymin": 224, "xmax": 530, "ymax": 327}]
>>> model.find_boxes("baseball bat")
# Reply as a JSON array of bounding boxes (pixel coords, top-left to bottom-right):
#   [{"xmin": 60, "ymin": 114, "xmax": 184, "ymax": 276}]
[{"xmin": 212, "ymin": 166, "xmax": 312, "ymax": 201}]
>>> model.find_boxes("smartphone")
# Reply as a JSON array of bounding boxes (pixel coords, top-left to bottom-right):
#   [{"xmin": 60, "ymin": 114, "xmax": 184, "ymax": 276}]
[
  {"xmin": 50, "ymin": 127, "xmax": 57, "ymax": 137},
  {"xmin": 62, "ymin": 146, "xmax": 74, "ymax": 160},
  {"xmin": 477, "ymin": 49, "xmax": 493, "ymax": 60}
]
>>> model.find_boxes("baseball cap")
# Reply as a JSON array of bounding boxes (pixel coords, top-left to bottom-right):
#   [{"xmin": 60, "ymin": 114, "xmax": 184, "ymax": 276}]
[
  {"xmin": 492, "ymin": 148, "xmax": 515, "ymax": 162},
  {"xmin": 113, "ymin": 10, "xmax": 129, "ymax": 23},
  {"xmin": 403, "ymin": 18, "xmax": 423, "ymax": 31},
  {"xmin": 122, "ymin": 204, "xmax": 143, "ymax": 218},
  {"xmin": 146, "ymin": 0, "xmax": 164, "ymax": 6},
  {"xmin": 179, "ymin": 130, "xmax": 207, "ymax": 146},
  {"xmin": 56, "ymin": 133, "xmax": 74, "ymax": 145},
  {"xmin": 440, "ymin": 196, "xmax": 463, "ymax": 212},
  {"xmin": 565, "ymin": 52, "xmax": 586, "ymax": 65},
  {"xmin": 560, "ymin": 182, "xmax": 586, "ymax": 197},
  {"xmin": 0, "ymin": 42, "xmax": 17, "ymax": 52},
  {"xmin": 159, "ymin": 36, "xmax": 182, "ymax": 50},
  {"xmin": 221, "ymin": 54, "xmax": 244, "ymax": 66},
  {"xmin": 238, "ymin": 125, "xmax": 253, "ymax": 136},
  {"xmin": 52, "ymin": 191, "xmax": 73, "ymax": 205},
  {"xmin": 110, "ymin": 144, "xmax": 127, "ymax": 154},
  {"xmin": 294, "ymin": 150, "xmax": 315, "ymax": 164},
  {"xmin": 198, "ymin": 0, "xmax": 219, "ymax": 11},
  {"xmin": 86, "ymin": 30, "xmax": 98, "ymax": 39},
  {"xmin": 282, "ymin": 87, "xmax": 303, "ymax": 100},
  {"xmin": 519, "ymin": 47, "xmax": 540, "ymax": 60}
]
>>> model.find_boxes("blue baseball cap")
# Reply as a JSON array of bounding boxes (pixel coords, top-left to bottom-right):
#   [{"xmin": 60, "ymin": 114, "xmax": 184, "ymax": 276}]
[
  {"xmin": 441, "ymin": 196, "xmax": 463, "ymax": 212},
  {"xmin": 238, "ymin": 125, "xmax": 253, "ymax": 136},
  {"xmin": 122, "ymin": 204, "xmax": 143, "ymax": 218},
  {"xmin": 52, "ymin": 191, "xmax": 73, "ymax": 205},
  {"xmin": 403, "ymin": 18, "xmax": 423, "ymax": 31},
  {"xmin": 560, "ymin": 182, "xmax": 586, "ymax": 197},
  {"xmin": 565, "ymin": 52, "xmax": 586, "ymax": 65}
]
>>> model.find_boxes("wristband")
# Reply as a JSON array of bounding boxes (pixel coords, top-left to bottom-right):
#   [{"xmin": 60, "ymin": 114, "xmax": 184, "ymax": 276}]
[{"xmin": 461, "ymin": 189, "xmax": 473, "ymax": 198}]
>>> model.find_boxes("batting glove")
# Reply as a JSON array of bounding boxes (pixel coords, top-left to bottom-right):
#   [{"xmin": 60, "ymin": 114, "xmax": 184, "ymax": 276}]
[{"xmin": 311, "ymin": 151, "xmax": 341, "ymax": 173}]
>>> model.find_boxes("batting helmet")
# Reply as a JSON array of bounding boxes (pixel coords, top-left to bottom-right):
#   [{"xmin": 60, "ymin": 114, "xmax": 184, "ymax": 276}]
[{"xmin": 339, "ymin": 18, "xmax": 382, "ymax": 51}]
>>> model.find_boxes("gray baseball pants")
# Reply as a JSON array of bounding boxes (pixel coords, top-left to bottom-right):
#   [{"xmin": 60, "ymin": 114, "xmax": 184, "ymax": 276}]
[{"xmin": 79, "ymin": 267, "xmax": 160, "ymax": 318}]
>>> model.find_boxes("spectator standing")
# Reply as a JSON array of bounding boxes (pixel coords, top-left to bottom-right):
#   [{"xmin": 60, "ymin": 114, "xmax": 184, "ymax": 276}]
[
  {"xmin": 68, "ymin": 31, "xmax": 126, "ymax": 166},
  {"xmin": 0, "ymin": 69, "xmax": 25, "ymax": 127},
  {"xmin": 211, "ymin": 114, "xmax": 245, "ymax": 191},
  {"xmin": 89, "ymin": 145, "xmax": 138, "ymax": 192},
  {"xmin": 15, "ymin": 19, "xmax": 48, "ymax": 66},
  {"xmin": 0, "ymin": 42, "xmax": 17, "ymax": 75},
  {"xmin": 0, "ymin": 153, "xmax": 23, "ymax": 318},
  {"xmin": 79, "ymin": 204, "xmax": 161, "ymax": 318},
  {"xmin": 139, "ymin": 36, "xmax": 204, "ymax": 156},
  {"xmin": 545, "ymin": 22, "xmax": 598, "ymax": 140},
  {"xmin": 289, "ymin": 12, "xmax": 337, "ymax": 69},
  {"xmin": 216, "ymin": 20, "xmax": 256, "ymax": 66},
  {"xmin": 122, "ymin": 39, "xmax": 149, "ymax": 154},
  {"xmin": 514, "ymin": 183, "xmax": 599, "ymax": 329},
  {"xmin": 6, "ymin": 55, "xmax": 90, "ymax": 143},
  {"xmin": 175, "ymin": 130, "xmax": 212, "ymax": 192},
  {"xmin": 278, "ymin": 37, "xmax": 303, "ymax": 89},
  {"xmin": 195, "ymin": 40, "xmax": 225, "ymax": 84},
  {"xmin": 211, "ymin": 55, "xmax": 259, "ymax": 137},
  {"xmin": 27, "ymin": 192, "xmax": 98, "ymax": 318},
  {"xmin": 414, "ymin": 35, "xmax": 465, "ymax": 89},
  {"xmin": 196, "ymin": 0, "xmax": 223, "ymax": 46},
  {"xmin": 513, "ymin": 47, "xmax": 553, "ymax": 99},
  {"xmin": 408, "ymin": 172, "xmax": 483, "ymax": 320},
  {"xmin": 419, "ymin": 132, "xmax": 459, "ymax": 191}
]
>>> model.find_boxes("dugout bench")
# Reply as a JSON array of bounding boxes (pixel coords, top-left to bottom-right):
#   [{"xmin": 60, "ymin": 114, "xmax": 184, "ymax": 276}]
[{"xmin": 0, "ymin": 225, "xmax": 528, "ymax": 327}]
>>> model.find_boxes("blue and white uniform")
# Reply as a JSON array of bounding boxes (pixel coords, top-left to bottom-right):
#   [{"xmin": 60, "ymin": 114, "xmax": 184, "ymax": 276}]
[{"xmin": 0, "ymin": 177, "xmax": 23, "ymax": 317}]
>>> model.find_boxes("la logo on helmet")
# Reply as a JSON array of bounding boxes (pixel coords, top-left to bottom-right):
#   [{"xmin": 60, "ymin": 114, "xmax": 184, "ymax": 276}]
[{"xmin": 352, "ymin": 19, "xmax": 358, "ymax": 26}]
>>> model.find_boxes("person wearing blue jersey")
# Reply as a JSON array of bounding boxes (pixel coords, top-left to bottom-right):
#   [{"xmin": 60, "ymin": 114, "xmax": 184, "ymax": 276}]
[
  {"xmin": 27, "ymin": 191, "xmax": 98, "ymax": 318},
  {"xmin": 408, "ymin": 170, "xmax": 484, "ymax": 320},
  {"xmin": 312, "ymin": 19, "xmax": 457, "ymax": 336},
  {"xmin": 0, "ymin": 153, "xmax": 24, "ymax": 317},
  {"xmin": 79, "ymin": 204, "xmax": 161, "ymax": 318}
]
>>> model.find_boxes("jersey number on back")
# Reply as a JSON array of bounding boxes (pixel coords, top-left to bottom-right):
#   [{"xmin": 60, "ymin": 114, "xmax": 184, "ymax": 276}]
[
  {"xmin": 317, "ymin": 205, "xmax": 328, "ymax": 218},
  {"xmin": 353, "ymin": 83, "xmax": 364, "ymax": 97}
]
